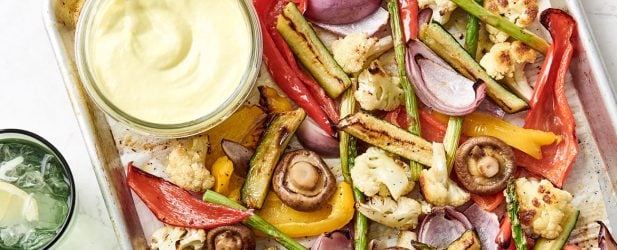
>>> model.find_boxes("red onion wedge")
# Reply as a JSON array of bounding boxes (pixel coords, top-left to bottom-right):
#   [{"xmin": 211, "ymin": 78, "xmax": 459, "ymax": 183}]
[
  {"xmin": 406, "ymin": 39, "xmax": 486, "ymax": 116},
  {"xmin": 598, "ymin": 221, "xmax": 617, "ymax": 250},
  {"xmin": 312, "ymin": 229, "xmax": 353, "ymax": 250},
  {"xmin": 221, "ymin": 139, "xmax": 254, "ymax": 178},
  {"xmin": 463, "ymin": 204, "xmax": 500, "ymax": 250},
  {"xmin": 418, "ymin": 207, "xmax": 473, "ymax": 249},
  {"xmin": 305, "ymin": 0, "xmax": 381, "ymax": 25},
  {"xmin": 296, "ymin": 117, "xmax": 340, "ymax": 158},
  {"xmin": 313, "ymin": 7, "xmax": 389, "ymax": 37}
]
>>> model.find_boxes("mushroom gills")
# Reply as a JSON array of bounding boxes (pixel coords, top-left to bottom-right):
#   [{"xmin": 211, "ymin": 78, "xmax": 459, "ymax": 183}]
[
  {"xmin": 454, "ymin": 136, "xmax": 515, "ymax": 195},
  {"xmin": 206, "ymin": 224, "xmax": 256, "ymax": 250},
  {"xmin": 272, "ymin": 149, "xmax": 337, "ymax": 211}
]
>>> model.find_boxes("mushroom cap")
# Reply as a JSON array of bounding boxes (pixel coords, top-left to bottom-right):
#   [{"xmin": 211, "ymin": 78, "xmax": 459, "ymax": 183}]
[
  {"xmin": 272, "ymin": 149, "xmax": 337, "ymax": 211},
  {"xmin": 206, "ymin": 224, "xmax": 255, "ymax": 250},
  {"xmin": 454, "ymin": 136, "xmax": 515, "ymax": 194}
]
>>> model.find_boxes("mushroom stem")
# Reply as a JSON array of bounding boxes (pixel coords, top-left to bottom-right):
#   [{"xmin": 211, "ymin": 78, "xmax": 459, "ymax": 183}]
[
  {"xmin": 478, "ymin": 156, "xmax": 499, "ymax": 178},
  {"xmin": 288, "ymin": 161, "xmax": 319, "ymax": 191}
]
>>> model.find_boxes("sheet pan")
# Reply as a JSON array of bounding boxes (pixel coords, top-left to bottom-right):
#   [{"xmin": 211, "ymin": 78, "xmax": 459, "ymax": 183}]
[{"xmin": 43, "ymin": 0, "xmax": 617, "ymax": 249}]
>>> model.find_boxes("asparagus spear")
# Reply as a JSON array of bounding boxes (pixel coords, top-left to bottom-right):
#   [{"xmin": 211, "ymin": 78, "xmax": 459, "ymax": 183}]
[
  {"xmin": 449, "ymin": 0, "xmax": 550, "ymax": 54},
  {"xmin": 340, "ymin": 86, "xmax": 369, "ymax": 250},
  {"xmin": 506, "ymin": 181, "xmax": 528, "ymax": 250},
  {"xmin": 203, "ymin": 191, "xmax": 308, "ymax": 250},
  {"xmin": 388, "ymin": 0, "xmax": 424, "ymax": 181}
]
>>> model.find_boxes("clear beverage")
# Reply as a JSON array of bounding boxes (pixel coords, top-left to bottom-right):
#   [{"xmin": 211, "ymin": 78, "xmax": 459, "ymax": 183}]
[{"xmin": 0, "ymin": 130, "xmax": 75, "ymax": 250}]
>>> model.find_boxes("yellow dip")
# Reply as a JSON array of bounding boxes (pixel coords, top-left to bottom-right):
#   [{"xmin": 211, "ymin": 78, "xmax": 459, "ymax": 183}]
[{"xmin": 86, "ymin": 0, "xmax": 252, "ymax": 124}]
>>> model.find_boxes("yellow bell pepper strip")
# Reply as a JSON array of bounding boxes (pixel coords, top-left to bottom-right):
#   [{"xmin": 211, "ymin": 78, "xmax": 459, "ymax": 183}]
[
  {"xmin": 212, "ymin": 156, "xmax": 234, "ymax": 195},
  {"xmin": 462, "ymin": 112, "xmax": 560, "ymax": 159},
  {"xmin": 255, "ymin": 182, "xmax": 355, "ymax": 238}
]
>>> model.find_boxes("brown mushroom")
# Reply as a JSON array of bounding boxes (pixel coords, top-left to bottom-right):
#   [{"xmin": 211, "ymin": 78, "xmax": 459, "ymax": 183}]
[
  {"xmin": 271, "ymin": 149, "xmax": 336, "ymax": 211},
  {"xmin": 454, "ymin": 136, "xmax": 515, "ymax": 195},
  {"xmin": 206, "ymin": 224, "xmax": 255, "ymax": 250}
]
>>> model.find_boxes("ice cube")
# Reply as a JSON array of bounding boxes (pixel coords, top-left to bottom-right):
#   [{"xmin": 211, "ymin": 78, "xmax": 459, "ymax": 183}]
[
  {"xmin": 0, "ymin": 156, "xmax": 23, "ymax": 182},
  {"xmin": 16, "ymin": 171, "xmax": 47, "ymax": 191},
  {"xmin": 46, "ymin": 176, "xmax": 69, "ymax": 197},
  {"xmin": 0, "ymin": 224, "xmax": 29, "ymax": 247},
  {"xmin": 32, "ymin": 193, "xmax": 67, "ymax": 230},
  {"xmin": 20, "ymin": 229, "xmax": 55, "ymax": 249}
]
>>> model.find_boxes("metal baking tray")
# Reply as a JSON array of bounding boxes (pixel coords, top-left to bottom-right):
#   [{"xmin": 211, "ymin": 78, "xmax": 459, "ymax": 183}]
[{"xmin": 43, "ymin": 0, "xmax": 617, "ymax": 249}]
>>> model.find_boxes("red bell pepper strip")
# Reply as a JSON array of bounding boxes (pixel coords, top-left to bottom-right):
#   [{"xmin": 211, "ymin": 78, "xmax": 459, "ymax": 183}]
[
  {"xmin": 398, "ymin": 0, "xmax": 419, "ymax": 42},
  {"xmin": 515, "ymin": 9, "xmax": 578, "ymax": 188},
  {"xmin": 384, "ymin": 106, "xmax": 448, "ymax": 142},
  {"xmin": 496, "ymin": 215, "xmax": 512, "ymax": 249},
  {"xmin": 471, "ymin": 192, "xmax": 504, "ymax": 211},
  {"xmin": 254, "ymin": 0, "xmax": 340, "ymax": 129},
  {"xmin": 126, "ymin": 163, "xmax": 251, "ymax": 229}
]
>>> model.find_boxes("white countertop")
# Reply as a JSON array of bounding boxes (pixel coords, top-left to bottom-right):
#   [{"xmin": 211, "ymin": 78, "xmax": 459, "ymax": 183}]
[{"xmin": 0, "ymin": 1, "xmax": 615, "ymax": 249}]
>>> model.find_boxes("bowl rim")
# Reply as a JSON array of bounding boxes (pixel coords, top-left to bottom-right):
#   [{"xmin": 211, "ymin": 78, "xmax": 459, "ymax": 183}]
[
  {"xmin": 73, "ymin": 0, "xmax": 263, "ymax": 138},
  {"xmin": 0, "ymin": 128, "xmax": 76, "ymax": 249}
]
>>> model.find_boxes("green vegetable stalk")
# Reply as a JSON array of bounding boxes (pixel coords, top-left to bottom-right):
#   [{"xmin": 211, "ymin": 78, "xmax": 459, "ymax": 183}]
[
  {"xmin": 506, "ymin": 181, "xmax": 528, "ymax": 250},
  {"xmin": 203, "ymin": 191, "xmax": 307, "ymax": 250},
  {"xmin": 388, "ymin": 0, "xmax": 424, "ymax": 181},
  {"xmin": 449, "ymin": 0, "xmax": 550, "ymax": 54},
  {"xmin": 464, "ymin": 0, "xmax": 483, "ymax": 57},
  {"xmin": 339, "ymin": 86, "xmax": 368, "ymax": 250},
  {"xmin": 444, "ymin": 2, "xmax": 483, "ymax": 173},
  {"xmin": 443, "ymin": 117, "xmax": 463, "ymax": 173}
]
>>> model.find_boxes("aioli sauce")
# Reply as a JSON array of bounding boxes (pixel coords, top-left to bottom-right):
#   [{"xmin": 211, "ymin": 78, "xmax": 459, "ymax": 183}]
[{"xmin": 86, "ymin": 0, "xmax": 253, "ymax": 124}]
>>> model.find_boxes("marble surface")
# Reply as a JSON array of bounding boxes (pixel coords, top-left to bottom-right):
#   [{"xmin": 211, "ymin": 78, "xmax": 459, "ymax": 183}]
[{"xmin": 0, "ymin": 0, "xmax": 614, "ymax": 249}]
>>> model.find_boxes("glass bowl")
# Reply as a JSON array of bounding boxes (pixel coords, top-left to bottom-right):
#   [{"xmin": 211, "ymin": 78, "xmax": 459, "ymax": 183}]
[
  {"xmin": 0, "ymin": 129, "xmax": 76, "ymax": 249},
  {"xmin": 74, "ymin": 0, "xmax": 263, "ymax": 138}
]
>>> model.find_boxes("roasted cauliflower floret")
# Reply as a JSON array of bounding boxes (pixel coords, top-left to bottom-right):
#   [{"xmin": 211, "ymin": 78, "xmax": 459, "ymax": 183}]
[
  {"xmin": 151, "ymin": 225, "xmax": 206, "ymax": 250},
  {"xmin": 354, "ymin": 61, "xmax": 404, "ymax": 112},
  {"xmin": 515, "ymin": 177, "xmax": 574, "ymax": 240},
  {"xmin": 480, "ymin": 41, "xmax": 537, "ymax": 80},
  {"xmin": 419, "ymin": 0, "xmax": 458, "ymax": 24},
  {"xmin": 420, "ymin": 143, "xmax": 470, "ymax": 207},
  {"xmin": 484, "ymin": 0, "xmax": 539, "ymax": 43},
  {"xmin": 332, "ymin": 32, "xmax": 378, "ymax": 74},
  {"xmin": 357, "ymin": 196, "xmax": 423, "ymax": 230},
  {"xmin": 166, "ymin": 136, "xmax": 215, "ymax": 192},
  {"xmin": 351, "ymin": 147, "xmax": 414, "ymax": 200}
]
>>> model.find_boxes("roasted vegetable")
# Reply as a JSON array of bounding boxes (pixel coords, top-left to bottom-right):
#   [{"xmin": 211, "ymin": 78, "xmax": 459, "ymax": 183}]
[
  {"xmin": 448, "ymin": 0, "xmax": 550, "ymax": 53},
  {"xmin": 212, "ymin": 156, "xmax": 234, "ymax": 195},
  {"xmin": 150, "ymin": 225, "xmax": 206, "ymax": 250},
  {"xmin": 514, "ymin": 9, "xmax": 579, "ymax": 188},
  {"xmin": 304, "ymin": 0, "xmax": 381, "ymax": 25},
  {"xmin": 446, "ymin": 230, "xmax": 481, "ymax": 250},
  {"xmin": 515, "ymin": 178, "xmax": 575, "ymax": 240},
  {"xmin": 277, "ymin": 2, "xmax": 352, "ymax": 98},
  {"xmin": 338, "ymin": 112, "xmax": 433, "ymax": 167},
  {"xmin": 241, "ymin": 108, "xmax": 306, "ymax": 209},
  {"xmin": 389, "ymin": 0, "xmax": 425, "ymax": 181},
  {"xmin": 203, "ymin": 190, "xmax": 307, "ymax": 250},
  {"xmin": 454, "ymin": 136, "xmax": 516, "ymax": 194},
  {"xmin": 205, "ymin": 224, "xmax": 255, "ymax": 250},
  {"xmin": 505, "ymin": 180, "xmax": 527, "ymax": 250},
  {"xmin": 256, "ymin": 182, "xmax": 355, "ymax": 237},
  {"xmin": 259, "ymin": 85, "xmax": 295, "ymax": 115},
  {"xmin": 255, "ymin": 0, "xmax": 337, "ymax": 136},
  {"xmin": 351, "ymin": 147, "xmax": 414, "ymax": 200},
  {"xmin": 462, "ymin": 112, "xmax": 559, "ymax": 159},
  {"xmin": 339, "ymin": 84, "xmax": 368, "ymax": 250},
  {"xmin": 420, "ymin": 143, "xmax": 470, "ymax": 207},
  {"xmin": 127, "ymin": 164, "xmax": 250, "ymax": 229},
  {"xmin": 204, "ymin": 105, "xmax": 267, "ymax": 168},
  {"xmin": 418, "ymin": 19, "xmax": 528, "ymax": 113},
  {"xmin": 271, "ymin": 149, "xmax": 337, "ymax": 211},
  {"xmin": 533, "ymin": 209, "xmax": 580, "ymax": 250},
  {"xmin": 165, "ymin": 136, "xmax": 214, "ymax": 192}
]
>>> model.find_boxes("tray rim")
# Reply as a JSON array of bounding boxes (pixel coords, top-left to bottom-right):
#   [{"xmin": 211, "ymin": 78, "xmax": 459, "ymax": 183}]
[{"xmin": 42, "ymin": 0, "xmax": 617, "ymax": 249}]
